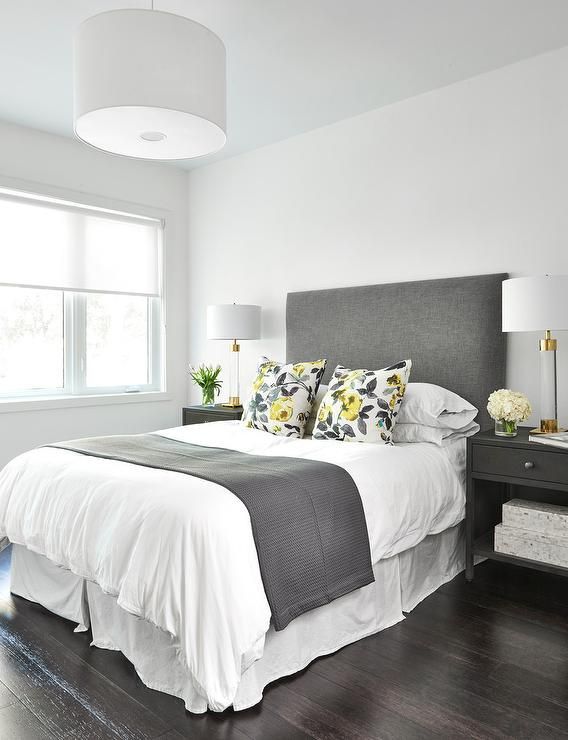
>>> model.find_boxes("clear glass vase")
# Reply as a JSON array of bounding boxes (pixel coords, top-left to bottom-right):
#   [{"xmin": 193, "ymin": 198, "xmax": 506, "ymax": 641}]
[
  {"xmin": 494, "ymin": 419, "xmax": 518, "ymax": 437},
  {"xmin": 201, "ymin": 386, "xmax": 215, "ymax": 406}
]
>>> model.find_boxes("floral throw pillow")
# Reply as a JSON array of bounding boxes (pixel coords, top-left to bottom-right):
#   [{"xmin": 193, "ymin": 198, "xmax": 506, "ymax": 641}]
[
  {"xmin": 313, "ymin": 360, "xmax": 412, "ymax": 444},
  {"xmin": 242, "ymin": 357, "xmax": 327, "ymax": 438}
]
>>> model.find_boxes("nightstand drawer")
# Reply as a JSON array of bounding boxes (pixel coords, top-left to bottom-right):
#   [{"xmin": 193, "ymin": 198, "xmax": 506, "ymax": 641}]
[
  {"xmin": 184, "ymin": 412, "xmax": 220, "ymax": 425},
  {"xmin": 472, "ymin": 444, "xmax": 568, "ymax": 485},
  {"xmin": 182, "ymin": 406, "xmax": 243, "ymax": 426}
]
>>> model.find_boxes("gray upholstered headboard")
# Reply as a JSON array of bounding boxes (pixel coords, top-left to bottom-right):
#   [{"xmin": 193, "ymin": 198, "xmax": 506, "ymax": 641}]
[{"xmin": 286, "ymin": 274, "xmax": 507, "ymax": 430}]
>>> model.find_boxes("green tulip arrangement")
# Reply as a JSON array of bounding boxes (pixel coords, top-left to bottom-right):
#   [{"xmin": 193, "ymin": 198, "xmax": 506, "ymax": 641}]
[{"xmin": 189, "ymin": 363, "xmax": 223, "ymax": 406}]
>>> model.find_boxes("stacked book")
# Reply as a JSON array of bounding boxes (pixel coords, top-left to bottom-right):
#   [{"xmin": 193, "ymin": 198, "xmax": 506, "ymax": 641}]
[
  {"xmin": 528, "ymin": 431, "xmax": 568, "ymax": 448},
  {"xmin": 494, "ymin": 499, "xmax": 568, "ymax": 568}
]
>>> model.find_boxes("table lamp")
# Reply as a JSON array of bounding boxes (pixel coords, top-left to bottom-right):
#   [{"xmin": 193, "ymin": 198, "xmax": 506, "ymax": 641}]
[
  {"xmin": 207, "ymin": 304, "xmax": 261, "ymax": 407},
  {"xmin": 502, "ymin": 275, "xmax": 568, "ymax": 433}
]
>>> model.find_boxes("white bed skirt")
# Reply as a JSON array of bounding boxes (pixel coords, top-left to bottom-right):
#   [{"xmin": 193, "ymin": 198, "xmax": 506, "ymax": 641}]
[{"xmin": 10, "ymin": 524, "xmax": 464, "ymax": 713}]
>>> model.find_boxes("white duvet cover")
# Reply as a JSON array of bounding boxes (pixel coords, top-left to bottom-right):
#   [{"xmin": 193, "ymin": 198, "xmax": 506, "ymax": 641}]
[{"xmin": 0, "ymin": 421, "xmax": 465, "ymax": 710}]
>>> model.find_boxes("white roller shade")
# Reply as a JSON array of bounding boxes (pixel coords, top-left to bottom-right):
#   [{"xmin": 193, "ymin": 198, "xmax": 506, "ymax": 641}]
[{"xmin": 0, "ymin": 191, "xmax": 162, "ymax": 296}]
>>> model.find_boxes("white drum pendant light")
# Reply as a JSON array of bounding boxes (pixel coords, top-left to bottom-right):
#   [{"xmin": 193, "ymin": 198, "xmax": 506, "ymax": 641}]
[{"xmin": 73, "ymin": 8, "xmax": 226, "ymax": 159}]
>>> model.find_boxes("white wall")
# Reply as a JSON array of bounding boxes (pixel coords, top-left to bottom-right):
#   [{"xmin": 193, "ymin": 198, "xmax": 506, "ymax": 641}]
[
  {"xmin": 0, "ymin": 121, "xmax": 188, "ymax": 466},
  {"xmin": 188, "ymin": 46, "xmax": 568, "ymax": 427}
]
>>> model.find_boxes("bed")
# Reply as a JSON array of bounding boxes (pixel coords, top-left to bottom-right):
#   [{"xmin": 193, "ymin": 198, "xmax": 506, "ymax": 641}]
[{"xmin": 0, "ymin": 273, "xmax": 506, "ymax": 713}]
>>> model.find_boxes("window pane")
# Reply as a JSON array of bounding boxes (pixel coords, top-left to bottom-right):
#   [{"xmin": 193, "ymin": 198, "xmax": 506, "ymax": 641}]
[
  {"xmin": 86, "ymin": 294, "xmax": 149, "ymax": 387},
  {"xmin": 0, "ymin": 287, "xmax": 64, "ymax": 393}
]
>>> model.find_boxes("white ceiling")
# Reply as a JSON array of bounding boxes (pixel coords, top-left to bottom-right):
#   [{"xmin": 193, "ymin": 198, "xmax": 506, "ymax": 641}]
[{"xmin": 2, "ymin": 0, "xmax": 568, "ymax": 170}]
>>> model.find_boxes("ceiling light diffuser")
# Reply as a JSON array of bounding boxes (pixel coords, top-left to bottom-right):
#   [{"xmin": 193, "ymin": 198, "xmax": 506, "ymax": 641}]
[{"xmin": 73, "ymin": 9, "xmax": 226, "ymax": 160}]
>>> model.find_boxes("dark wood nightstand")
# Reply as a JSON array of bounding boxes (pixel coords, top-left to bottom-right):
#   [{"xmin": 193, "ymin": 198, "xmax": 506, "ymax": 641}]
[
  {"xmin": 466, "ymin": 426, "xmax": 568, "ymax": 581},
  {"xmin": 182, "ymin": 404, "xmax": 243, "ymax": 426}
]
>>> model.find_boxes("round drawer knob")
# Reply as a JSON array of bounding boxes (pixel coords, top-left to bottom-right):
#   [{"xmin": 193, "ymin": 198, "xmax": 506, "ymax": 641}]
[{"xmin": 524, "ymin": 461, "xmax": 535, "ymax": 470}]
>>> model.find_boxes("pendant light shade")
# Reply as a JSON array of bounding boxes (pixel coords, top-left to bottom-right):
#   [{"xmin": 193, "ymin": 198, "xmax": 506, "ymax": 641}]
[{"xmin": 73, "ymin": 9, "xmax": 226, "ymax": 160}]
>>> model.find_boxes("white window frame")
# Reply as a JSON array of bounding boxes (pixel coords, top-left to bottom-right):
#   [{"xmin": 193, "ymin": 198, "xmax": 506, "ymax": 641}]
[
  {"xmin": 0, "ymin": 178, "xmax": 167, "ymax": 408},
  {"xmin": 68, "ymin": 291, "xmax": 163, "ymax": 396}
]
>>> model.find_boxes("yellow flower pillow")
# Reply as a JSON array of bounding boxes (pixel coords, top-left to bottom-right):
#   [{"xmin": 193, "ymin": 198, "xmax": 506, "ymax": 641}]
[
  {"xmin": 313, "ymin": 360, "xmax": 412, "ymax": 444},
  {"xmin": 242, "ymin": 356, "xmax": 327, "ymax": 438}
]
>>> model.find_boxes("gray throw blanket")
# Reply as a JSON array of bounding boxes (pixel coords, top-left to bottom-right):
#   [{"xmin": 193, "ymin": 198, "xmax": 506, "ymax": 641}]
[{"xmin": 48, "ymin": 434, "xmax": 374, "ymax": 630}]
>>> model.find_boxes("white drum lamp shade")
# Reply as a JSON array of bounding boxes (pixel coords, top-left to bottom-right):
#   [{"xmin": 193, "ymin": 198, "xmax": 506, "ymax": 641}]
[
  {"xmin": 207, "ymin": 305, "xmax": 261, "ymax": 407},
  {"xmin": 73, "ymin": 9, "xmax": 226, "ymax": 160},
  {"xmin": 502, "ymin": 276, "xmax": 568, "ymax": 332},
  {"xmin": 502, "ymin": 276, "xmax": 568, "ymax": 433},
  {"xmin": 207, "ymin": 305, "xmax": 261, "ymax": 341}
]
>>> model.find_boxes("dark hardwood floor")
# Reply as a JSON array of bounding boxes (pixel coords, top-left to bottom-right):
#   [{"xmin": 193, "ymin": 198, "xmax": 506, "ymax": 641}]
[{"xmin": 0, "ymin": 546, "xmax": 566, "ymax": 739}]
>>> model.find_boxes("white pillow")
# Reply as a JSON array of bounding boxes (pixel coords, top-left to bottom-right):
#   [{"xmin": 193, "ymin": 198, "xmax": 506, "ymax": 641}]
[
  {"xmin": 393, "ymin": 421, "xmax": 480, "ymax": 445},
  {"xmin": 304, "ymin": 384, "xmax": 328, "ymax": 436},
  {"xmin": 397, "ymin": 383, "xmax": 477, "ymax": 429}
]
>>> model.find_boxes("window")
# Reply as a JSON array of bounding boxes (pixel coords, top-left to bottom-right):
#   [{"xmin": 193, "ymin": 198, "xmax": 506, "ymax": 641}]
[
  {"xmin": 85, "ymin": 293, "xmax": 151, "ymax": 388},
  {"xmin": 0, "ymin": 189, "xmax": 164, "ymax": 399},
  {"xmin": 0, "ymin": 287, "xmax": 64, "ymax": 394}
]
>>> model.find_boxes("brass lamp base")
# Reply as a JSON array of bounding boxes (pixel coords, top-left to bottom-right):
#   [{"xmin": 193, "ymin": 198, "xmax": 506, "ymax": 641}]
[
  {"xmin": 223, "ymin": 397, "xmax": 242, "ymax": 408},
  {"xmin": 530, "ymin": 421, "xmax": 567, "ymax": 435}
]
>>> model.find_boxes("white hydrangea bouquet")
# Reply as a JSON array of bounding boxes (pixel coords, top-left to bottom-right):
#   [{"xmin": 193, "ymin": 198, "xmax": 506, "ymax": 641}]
[{"xmin": 487, "ymin": 389, "xmax": 531, "ymax": 437}]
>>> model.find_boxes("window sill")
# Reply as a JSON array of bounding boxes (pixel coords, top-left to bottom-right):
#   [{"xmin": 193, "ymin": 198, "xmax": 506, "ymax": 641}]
[{"xmin": 0, "ymin": 391, "xmax": 172, "ymax": 414}]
